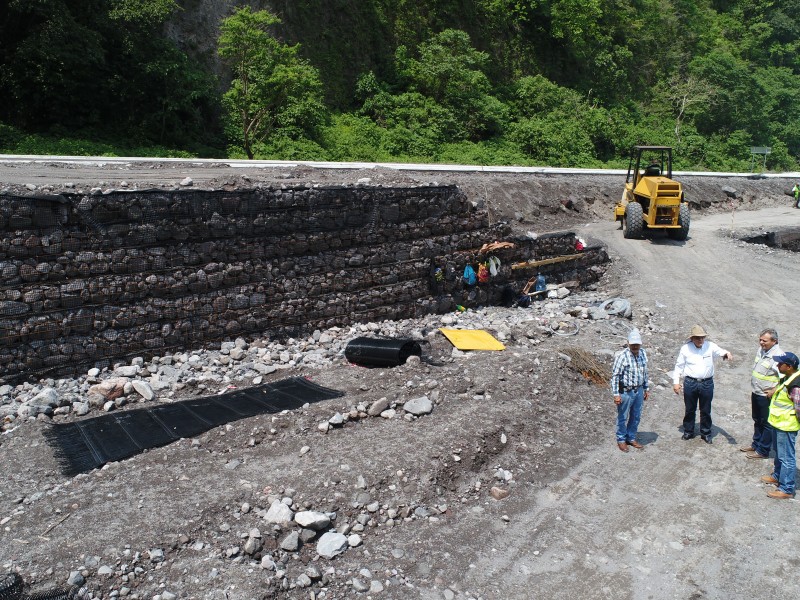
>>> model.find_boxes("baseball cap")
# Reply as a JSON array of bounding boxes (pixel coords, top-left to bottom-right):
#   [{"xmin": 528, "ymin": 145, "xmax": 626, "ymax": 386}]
[
  {"xmin": 774, "ymin": 352, "xmax": 799, "ymax": 369},
  {"xmin": 627, "ymin": 328, "xmax": 642, "ymax": 345}
]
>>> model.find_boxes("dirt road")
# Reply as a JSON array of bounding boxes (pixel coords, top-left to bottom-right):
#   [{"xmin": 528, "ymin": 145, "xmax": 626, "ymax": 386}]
[{"xmin": 440, "ymin": 207, "xmax": 800, "ymax": 599}]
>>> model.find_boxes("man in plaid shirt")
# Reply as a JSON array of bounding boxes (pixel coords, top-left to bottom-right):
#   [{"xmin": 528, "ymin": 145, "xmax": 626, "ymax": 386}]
[{"xmin": 611, "ymin": 328, "xmax": 650, "ymax": 452}]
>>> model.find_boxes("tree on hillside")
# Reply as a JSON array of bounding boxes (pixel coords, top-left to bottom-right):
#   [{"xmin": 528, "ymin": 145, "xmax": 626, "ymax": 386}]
[
  {"xmin": 393, "ymin": 29, "xmax": 507, "ymax": 140},
  {"xmin": 218, "ymin": 6, "xmax": 327, "ymax": 159},
  {"xmin": 664, "ymin": 74, "xmax": 718, "ymax": 143}
]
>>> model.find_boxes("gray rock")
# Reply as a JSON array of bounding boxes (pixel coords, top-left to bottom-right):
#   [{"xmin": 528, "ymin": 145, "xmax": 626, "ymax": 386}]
[
  {"xmin": 294, "ymin": 510, "xmax": 331, "ymax": 530},
  {"xmin": 253, "ymin": 363, "xmax": 277, "ymax": 375},
  {"xmin": 67, "ymin": 572, "xmax": 85, "ymax": 586},
  {"xmin": 18, "ymin": 402, "xmax": 52, "ymax": 418},
  {"xmin": 370, "ymin": 580, "xmax": 384, "ymax": 593},
  {"xmin": 403, "ymin": 395, "xmax": 433, "ymax": 416},
  {"xmin": 132, "ymin": 380, "xmax": 154, "ymax": 401},
  {"xmin": 149, "ymin": 548, "xmax": 165, "ymax": 563},
  {"xmin": 0, "ymin": 402, "xmax": 20, "ymax": 419},
  {"xmin": 31, "ymin": 387, "xmax": 59, "ymax": 407},
  {"xmin": 243, "ymin": 536, "xmax": 262, "ymax": 555},
  {"xmin": 280, "ymin": 531, "xmax": 300, "ymax": 551},
  {"xmin": 265, "ymin": 500, "xmax": 294, "ymax": 524},
  {"xmin": 299, "ymin": 528, "xmax": 318, "ymax": 543},
  {"xmin": 115, "ymin": 365, "xmax": 140, "ymax": 377},
  {"xmin": 368, "ymin": 397, "xmax": 389, "ymax": 416},
  {"xmin": 352, "ymin": 578, "xmax": 369, "ymax": 592},
  {"xmin": 316, "ymin": 531, "xmax": 348, "ymax": 558}
]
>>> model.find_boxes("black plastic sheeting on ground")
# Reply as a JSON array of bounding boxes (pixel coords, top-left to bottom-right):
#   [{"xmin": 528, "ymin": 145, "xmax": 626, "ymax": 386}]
[
  {"xmin": 0, "ymin": 572, "xmax": 83, "ymax": 600},
  {"xmin": 44, "ymin": 377, "xmax": 345, "ymax": 476},
  {"xmin": 344, "ymin": 336, "xmax": 422, "ymax": 367}
]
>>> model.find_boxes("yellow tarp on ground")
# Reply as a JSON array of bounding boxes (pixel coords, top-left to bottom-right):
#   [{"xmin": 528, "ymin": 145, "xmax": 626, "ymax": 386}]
[{"xmin": 439, "ymin": 328, "xmax": 506, "ymax": 351}]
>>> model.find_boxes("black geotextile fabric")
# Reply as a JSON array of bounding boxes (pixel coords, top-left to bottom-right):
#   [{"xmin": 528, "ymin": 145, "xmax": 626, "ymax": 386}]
[
  {"xmin": 0, "ymin": 572, "xmax": 82, "ymax": 600},
  {"xmin": 44, "ymin": 377, "xmax": 345, "ymax": 476},
  {"xmin": 0, "ymin": 574, "xmax": 23, "ymax": 600}
]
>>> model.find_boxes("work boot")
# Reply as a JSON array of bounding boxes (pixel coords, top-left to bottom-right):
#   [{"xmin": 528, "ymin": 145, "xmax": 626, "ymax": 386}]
[{"xmin": 767, "ymin": 489, "xmax": 795, "ymax": 499}]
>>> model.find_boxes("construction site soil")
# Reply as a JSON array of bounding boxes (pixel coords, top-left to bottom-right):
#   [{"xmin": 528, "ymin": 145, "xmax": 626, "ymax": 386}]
[{"xmin": 1, "ymin": 160, "xmax": 800, "ymax": 600}]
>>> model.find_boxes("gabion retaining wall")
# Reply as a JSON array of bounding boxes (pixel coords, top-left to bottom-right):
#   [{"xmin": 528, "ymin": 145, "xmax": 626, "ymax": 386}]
[{"xmin": 0, "ymin": 186, "xmax": 607, "ymax": 381}]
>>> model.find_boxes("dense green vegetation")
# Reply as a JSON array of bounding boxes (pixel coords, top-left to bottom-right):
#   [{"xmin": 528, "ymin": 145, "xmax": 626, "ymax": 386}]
[{"xmin": 1, "ymin": 0, "xmax": 799, "ymax": 170}]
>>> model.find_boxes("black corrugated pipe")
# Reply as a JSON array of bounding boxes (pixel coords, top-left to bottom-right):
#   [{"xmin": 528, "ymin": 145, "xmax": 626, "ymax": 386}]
[{"xmin": 345, "ymin": 337, "xmax": 422, "ymax": 367}]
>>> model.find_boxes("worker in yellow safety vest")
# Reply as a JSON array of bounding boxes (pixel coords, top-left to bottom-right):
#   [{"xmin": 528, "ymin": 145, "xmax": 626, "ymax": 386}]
[{"xmin": 760, "ymin": 352, "xmax": 800, "ymax": 499}]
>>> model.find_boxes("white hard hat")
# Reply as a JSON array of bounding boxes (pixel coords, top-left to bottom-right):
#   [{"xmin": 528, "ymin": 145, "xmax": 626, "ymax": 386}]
[{"xmin": 628, "ymin": 329, "xmax": 643, "ymax": 345}]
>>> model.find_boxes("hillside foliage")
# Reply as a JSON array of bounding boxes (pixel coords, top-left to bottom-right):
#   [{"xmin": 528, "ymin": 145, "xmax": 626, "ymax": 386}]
[{"xmin": 1, "ymin": 0, "xmax": 799, "ymax": 170}]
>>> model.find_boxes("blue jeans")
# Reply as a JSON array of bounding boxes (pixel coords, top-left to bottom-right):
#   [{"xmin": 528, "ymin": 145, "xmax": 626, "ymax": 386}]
[
  {"xmin": 616, "ymin": 386, "xmax": 644, "ymax": 443},
  {"xmin": 771, "ymin": 429, "xmax": 798, "ymax": 495},
  {"xmin": 683, "ymin": 377, "xmax": 714, "ymax": 436},
  {"xmin": 751, "ymin": 393, "xmax": 773, "ymax": 456}
]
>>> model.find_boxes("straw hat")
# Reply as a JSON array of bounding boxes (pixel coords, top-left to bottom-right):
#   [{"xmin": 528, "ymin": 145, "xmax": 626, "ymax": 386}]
[{"xmin": 689, "ymin": 324, "xmax": 707, "ymax": 337}]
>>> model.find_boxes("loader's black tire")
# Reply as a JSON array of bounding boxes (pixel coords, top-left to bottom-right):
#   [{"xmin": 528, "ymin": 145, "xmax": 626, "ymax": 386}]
[
  {"xmin": 668, "ymin": 203, "xmax": 690, "ymax": 240},
  {"xmin": 623, "ymin": 202, "xmax": 644, "ymax": 239}
]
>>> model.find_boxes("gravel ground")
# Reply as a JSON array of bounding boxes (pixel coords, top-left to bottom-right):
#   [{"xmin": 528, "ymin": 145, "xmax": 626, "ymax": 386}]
[{"xmin": 1, "ymin": 160, "xmax": 800, "ymax": 600}]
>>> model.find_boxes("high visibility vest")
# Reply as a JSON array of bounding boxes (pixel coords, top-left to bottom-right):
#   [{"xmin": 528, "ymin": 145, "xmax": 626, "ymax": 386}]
[
  {"xmin": 752, "ymin": 352, "xmax": 780, "ymax": 385},
  {"xmin": 768, "ymin": 371, "xmax": 800, "ymax": 432}
]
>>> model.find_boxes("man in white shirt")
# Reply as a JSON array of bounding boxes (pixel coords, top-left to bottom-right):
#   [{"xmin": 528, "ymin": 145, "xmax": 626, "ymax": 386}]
[{"xmin": 672, "ymin": 324, "xmax": 733, "ymax": 443}]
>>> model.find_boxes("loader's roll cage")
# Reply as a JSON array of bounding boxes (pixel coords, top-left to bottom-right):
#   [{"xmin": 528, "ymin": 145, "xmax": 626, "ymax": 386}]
[{"xmin": 626, "ymin": 146, "xmax": 673, "ymax": 187}]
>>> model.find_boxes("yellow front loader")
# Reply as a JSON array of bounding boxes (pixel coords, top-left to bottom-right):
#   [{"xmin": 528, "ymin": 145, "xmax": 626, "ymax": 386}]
[{"xmin": 614, "ymin": 146, "xmax": 689, "ymax": 240}]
